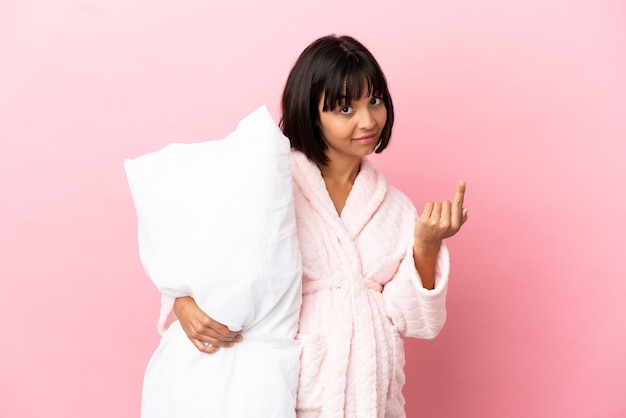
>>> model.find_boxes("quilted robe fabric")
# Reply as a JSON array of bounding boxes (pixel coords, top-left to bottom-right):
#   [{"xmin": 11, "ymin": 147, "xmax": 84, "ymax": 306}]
[
  {"xmin": 159, "ymin": 150, "xmax": 450, "ymax": 418},
  {"xmin": 289, "ymin": 151, "xmax": 449, "ymax": 418}
]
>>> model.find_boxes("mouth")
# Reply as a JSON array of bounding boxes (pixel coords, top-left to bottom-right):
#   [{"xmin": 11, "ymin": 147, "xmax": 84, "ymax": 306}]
[{"xmin": 352, "ymin": 134, "xmax": 378, "ymax": 144}]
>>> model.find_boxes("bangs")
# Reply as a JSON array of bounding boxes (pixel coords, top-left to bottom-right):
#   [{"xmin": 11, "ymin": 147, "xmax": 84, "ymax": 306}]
[{"xmin": 320, "ymin": 57, "xmax": 387, "ymax": 111}]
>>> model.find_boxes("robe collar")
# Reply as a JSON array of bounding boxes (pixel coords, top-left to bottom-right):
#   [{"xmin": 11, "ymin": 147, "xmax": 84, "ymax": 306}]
[{"xmin": 290, "ymin": 150, "xmax": 388, "ymax": 240}]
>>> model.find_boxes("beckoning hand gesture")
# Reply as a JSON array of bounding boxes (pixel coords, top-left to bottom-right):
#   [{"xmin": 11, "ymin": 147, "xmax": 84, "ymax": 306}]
[
  {"xmin": 414, "ymin": 181, "xmax": 468, "ymax": 251},
  {"xmin": 412, "ymin": 181, "xmax": 468, "ymax": 289}
]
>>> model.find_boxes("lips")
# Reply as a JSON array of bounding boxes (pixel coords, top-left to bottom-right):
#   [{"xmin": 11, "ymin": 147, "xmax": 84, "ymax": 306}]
[{"xmin": 352, "ymin": 134, "xmax": 378, "ymax": 144}]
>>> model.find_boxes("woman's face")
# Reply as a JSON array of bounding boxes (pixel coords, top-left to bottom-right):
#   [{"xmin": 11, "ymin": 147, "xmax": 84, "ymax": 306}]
[{"xmin": 317, "ymin": 91, "xmax": 387, "ymax": 163}]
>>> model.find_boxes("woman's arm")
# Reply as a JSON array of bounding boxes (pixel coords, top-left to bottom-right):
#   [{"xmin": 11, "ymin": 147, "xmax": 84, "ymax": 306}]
[
  {"xmin": 381, "ymin": 181, "xmax": 467, "ymax": 338},
  {"xmin": 173, "ymin": 296, "xmax": 243, "ymax": 354},
  {"xmin": 382, "ymin": 242, "xmax": 449, "ymax": 339},
  {"xmin": 413, "ymin": 181, "xmax": 468, "ymax": 289}
]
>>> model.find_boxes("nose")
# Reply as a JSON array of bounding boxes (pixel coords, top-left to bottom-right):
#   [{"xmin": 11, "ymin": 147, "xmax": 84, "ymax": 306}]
[{"xmin": 358, "ymin": 108, "xmax": 376, "ymax": 130}]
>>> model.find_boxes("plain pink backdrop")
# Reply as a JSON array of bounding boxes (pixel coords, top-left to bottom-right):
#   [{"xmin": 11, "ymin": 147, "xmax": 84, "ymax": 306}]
[{"xmin": 1, "ymin": 0, "xmax": 625, "ymax": 417}]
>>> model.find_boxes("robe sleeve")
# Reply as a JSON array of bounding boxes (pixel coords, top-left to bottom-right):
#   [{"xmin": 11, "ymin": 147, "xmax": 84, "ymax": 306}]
[
  {"xmin": 158, "ymin": 294, "xmax": 176, "ymax": 336},
  {"xmin": 382, "ymin": 240, "xmax": 450, "ymax": 339}
]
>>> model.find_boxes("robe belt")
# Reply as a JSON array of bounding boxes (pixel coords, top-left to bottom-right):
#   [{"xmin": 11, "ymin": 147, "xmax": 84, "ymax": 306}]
[{"xmin": 301, "ymin": 276, "xmax": 383, "ymax": 295}]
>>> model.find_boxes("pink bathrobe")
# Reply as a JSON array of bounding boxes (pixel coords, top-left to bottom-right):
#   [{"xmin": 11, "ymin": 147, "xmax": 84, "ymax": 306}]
[
  {"xmin": 158, "ymin": 150, "xmax": 449, "ymax": 417},
  {"xmin": 290, "ymin": 151, "xmax": 449, "ymax": 418}
]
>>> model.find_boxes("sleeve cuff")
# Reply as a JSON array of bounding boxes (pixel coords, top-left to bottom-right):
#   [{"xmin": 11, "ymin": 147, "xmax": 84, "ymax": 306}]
[
  {"xmin": 409, "ymin": 240, "xmax": 450, "ymax": 297},
  {"xmin": 157, "ymin": 294, "xmax": 176, "ymax": 335}
]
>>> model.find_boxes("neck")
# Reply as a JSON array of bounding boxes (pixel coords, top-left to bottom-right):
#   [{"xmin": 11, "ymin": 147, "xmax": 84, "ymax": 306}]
[
  {"xmin": 318, "ymin": 155, "xmax": 361, "ymax": 187},
  {"xmin": 318, "ymin": 155, "xmax": 361, "ymax": 216}
]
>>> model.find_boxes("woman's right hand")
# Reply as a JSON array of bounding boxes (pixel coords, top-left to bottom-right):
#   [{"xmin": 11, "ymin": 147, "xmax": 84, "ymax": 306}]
[{"xmin": 174, "ymin": 296, "xmax": 243, "ymax": 354}]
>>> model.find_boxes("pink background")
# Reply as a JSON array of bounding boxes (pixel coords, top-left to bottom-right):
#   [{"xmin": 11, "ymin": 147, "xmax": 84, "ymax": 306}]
[{"xmin": 1, "ymin": 0, "xmax": 625, "ymax": 417}]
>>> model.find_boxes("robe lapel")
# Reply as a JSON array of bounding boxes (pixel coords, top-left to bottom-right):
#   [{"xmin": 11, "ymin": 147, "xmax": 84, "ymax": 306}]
[
  {"xmin": 290, "ymin": 151, "xmax": 348, "ymax": 239},
  {"xmin": 339, "ymin": 158, "xmax": 387, "ymax": 240},
  {"xmin": 291, "ymin": 151, "xmax": 388, "ymax": 243}
]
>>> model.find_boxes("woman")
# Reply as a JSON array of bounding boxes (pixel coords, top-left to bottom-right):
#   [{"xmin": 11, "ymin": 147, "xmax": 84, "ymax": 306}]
[{"xmin": 166, "ymin": 35, "xmax": 468, "ymax": 417}]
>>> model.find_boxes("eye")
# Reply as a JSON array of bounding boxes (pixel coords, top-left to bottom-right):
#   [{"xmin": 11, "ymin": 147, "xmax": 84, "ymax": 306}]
[
  {"xmin": 339, "ymin": 106, "xmax": 353, "ymax": 115},
  {"xmin": 370, "ymin": 97, "xmax": 383, "ymax": 106}
]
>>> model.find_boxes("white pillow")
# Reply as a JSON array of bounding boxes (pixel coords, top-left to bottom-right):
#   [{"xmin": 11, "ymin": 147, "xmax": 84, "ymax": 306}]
[{"xmin": 124, "ymin": 106, "xmax": 302, "ymax": 418}]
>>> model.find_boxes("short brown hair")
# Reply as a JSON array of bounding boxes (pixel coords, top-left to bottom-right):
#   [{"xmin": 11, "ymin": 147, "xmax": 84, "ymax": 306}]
[{"xmin": 280, "ymin": 35, "xmax": 395, "ymax": 165}]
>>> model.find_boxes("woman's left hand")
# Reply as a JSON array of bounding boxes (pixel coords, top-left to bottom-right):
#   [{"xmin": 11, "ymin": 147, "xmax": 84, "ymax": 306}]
[{"xmin": 414, "ymin": 181, "xmax": 468, "ymax": 251}]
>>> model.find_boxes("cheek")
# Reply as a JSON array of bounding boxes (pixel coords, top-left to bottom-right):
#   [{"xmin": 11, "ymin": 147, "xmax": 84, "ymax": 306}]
[
  {"xmin": 320, "ymin": 119, "xmax": 348, "ymax": 141},
  {"xmin": 378, "ymin": 109, "xmax": 388, "ymax": 127}
]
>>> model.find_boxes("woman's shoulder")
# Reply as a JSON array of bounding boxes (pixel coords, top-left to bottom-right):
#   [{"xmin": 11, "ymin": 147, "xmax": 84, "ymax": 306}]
[
  {"xmin": 384, "ymin": 183, "xmax": 417, "ymax": 217},
  {"xmin": 361, "ymin": 159, "xmax": 416, "ymax": 215},
  {"xmin": 289, "ymin": 149, "xmax": 317, "ymax": 177}
]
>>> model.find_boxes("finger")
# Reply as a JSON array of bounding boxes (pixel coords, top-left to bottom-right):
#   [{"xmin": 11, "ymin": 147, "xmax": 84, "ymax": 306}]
[
  {"xmin": 452, "ymin": 181, "xmax": 466, "ymax": 224},
  {"xmin": 420, "ymin": 201, "xmax": 434, "ymax": 220},
  {"xmin": 430, "ymin": 202, "xmax": 442, "ymax": 222},
  {"xmin": 205, "ymin": 317, "xmax": 243, "ymax": 339},
  {"xmin": 197, "ymin": 333, "xmax": 233, "ymax": 347},
  {"xmin": 453, "ymin": 181, "xmax": 466, "ymax": 211},
  {"xmin": 462, "ymin": 207, "xmax": 468, "ymax": 225},
  {"xmin": 192, "ymin": 338, "xmax": 221, "ymax": 354},
  {"xmin": 197, "ymin": 326, "xmax": 243, "ymax": 344},
  {"xmin": 441, "ymin": 200, "xmax": 452, "ymax": 229}
]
